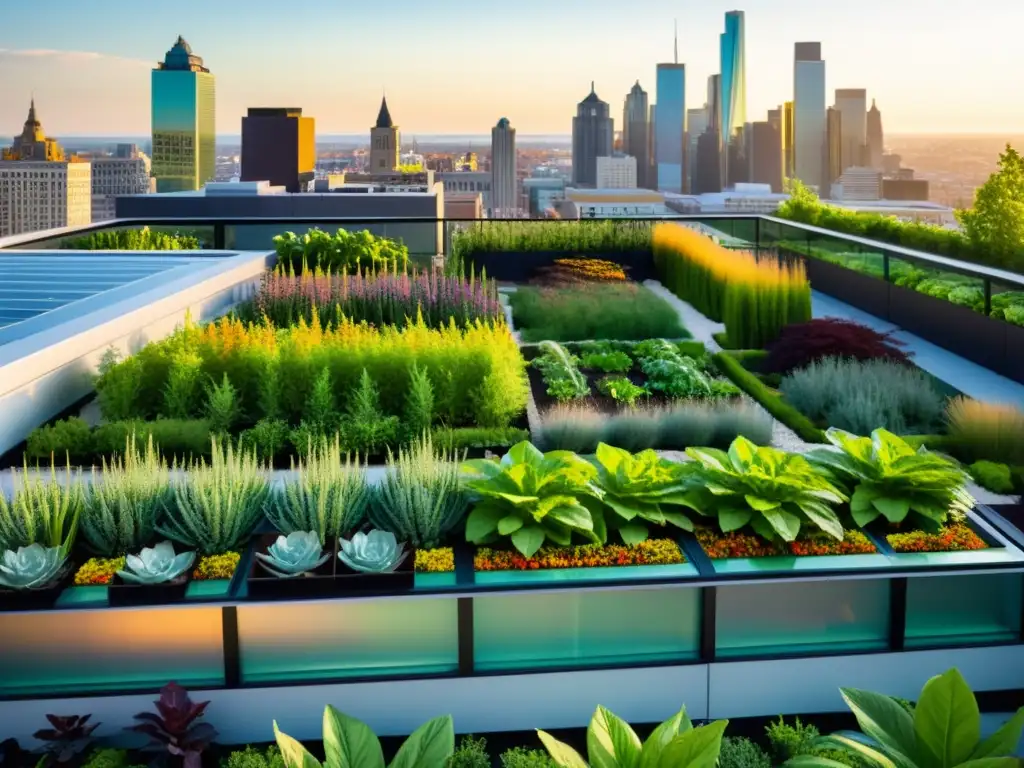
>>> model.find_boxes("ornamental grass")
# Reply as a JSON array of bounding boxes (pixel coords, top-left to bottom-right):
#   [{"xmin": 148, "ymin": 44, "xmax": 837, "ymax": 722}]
[
  {"xmin": 451, "ymin": 220, "xmax": 651, "ymax": 260},
  {"xmin": 695, "ymin": 528, "xmax": 877, "ymax": 559},
  {"xmin": 653, "ymin": 223, "xmax": 811, "ymax": 348},
  {"xmin": 886, "ymin": 522, "xmax": 987, "ymax": 553},
  {"xmin": 238, "ymin": 262, "xmax": 502, "ymax": 330},
  {"xmin": 946, "ymin": 397, "xmax": 1024, "ymax": 465},
  {"xmin": 474, "ymin": 539, "xmax": 684, "ymax": 571}
]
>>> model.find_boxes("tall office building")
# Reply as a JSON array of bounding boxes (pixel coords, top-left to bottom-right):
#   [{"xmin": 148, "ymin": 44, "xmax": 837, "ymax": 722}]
[
  {"xmin": 490, "ymin": 117, "xmax": 517, "ymax": 216},
  {"xmin": 91, "ymin": 145, "xmax": 152, "ymax": 222},
  {"xmin": 370, "ymin": 96, "xmax": 400, "ymax": 173},
  {"xmin": 687, "ymin": 107, "xmax": 708, "ymax": 194},
  {"xmin": 623, "ymin": 81, "xmax": 650, "ymax": 189},
  {"xmin": 749, "ymin": 121, "xmax": 783, "ymax": 192},
  {"xmin": 866, "ymin": 99, "xmax": 884, "ymax": 171},
  {"xmin": 151, "ymin": 36, "xmax": 215, "ymax": 193},
  {"xmin": 655, "ymin": 23, "xmax": 687, "ymax": 193},
  {"xmin": 1, "ymin": 100, "xmax": 91, "ymax": 236},
  {"xmin": 826, "ymin": 106, "xmax": 843, "ymax": 186},
  {"xmin": 835, "ymin": 88, "xmax": 868, "ymax": 173},
  {"xmin": 572, "ymin": 83, "xmax": 613, "ymax": 187},
  {"xmin": 241, "ymin": 108, "xmax": 315, "ymax": 192},
  {"xmin": 697, "ymin": 74, "xmax": 723, "ymax": 193},
  {"xmin": 779, "ymin": 102, "xmax": 795, "ymax": 183},
  {"xmin": 719, "ymin": 11, "xmax": 746, "ymax": 183},
  {"xmin": 793, "ymin": 42, "xmax": 826, "ymax": 191},
  {"xmin": 596, "ymin": 156, "xmax": 637, "ymax": 189}
]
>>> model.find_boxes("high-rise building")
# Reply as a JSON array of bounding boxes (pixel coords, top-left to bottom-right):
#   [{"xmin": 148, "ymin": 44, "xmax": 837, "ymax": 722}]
[
  {"xmin": 793, "ymin": 42, "xmax": 826, "ymax": 192},
  {"xmin": 696, "ymin": 74, "xmax": 724, "ymax": 194},
  {"xmin": 151, "ymin": 36, "xmax": 215, "ymax": 193},
  {"xmin": 490, "ymin": 117, "xmax": 517, "ymax": 216},
  {"xmin": 826, "ymin": 106, "xmax": 843, "ymax": 186},
  {"xmin": 623, "ymin": 81, "xmax": 651, "ymax": 189},
  {"xmin": 867, "ymin": 99, "xmax": 884, "ymax": 171},
  {"xmin": 835, "ymin": 88, "xmax": 868, "ymax": 173},
  {"xmin": 91, "ymin": 145, "xmax": 152, "ymax": 222},
  {"xmin": 240, "ymin": 108, "xmax": 315, "ymax": 193},
  {"xmin": 837, "ymin": 166, "xmax": 882, "ymax": 201},
  {"xmin": 719, "ymin": 11, "xmax": 746, "ymax": 183},
  {"xmin": 370, "ymin": 96, "xmax": 400, "ymax": 173},
  {"xmin": 779, "ymin": 102, "xmax": 795, "ymax": 183},
  {"xmin": 596, "ymin": 156, "xmax": 638, "ymax": 189},
  {"xmin": 687, "ymin": 107, "xmax": 708, "ymax": 194},
  {"xmin": 572, "ymin": 82, "xmax": 613, "ymax": 188},
  {"xmin": 1, "ymin": 100, "xmax": 91, "ymax": 236},
  {"xmin": 654, "ymin": 23, "xmax": 686, "ymax": 194},
  {"xmin": 749, "ymin": 121, "xmax": 783, "ymax": 192}
]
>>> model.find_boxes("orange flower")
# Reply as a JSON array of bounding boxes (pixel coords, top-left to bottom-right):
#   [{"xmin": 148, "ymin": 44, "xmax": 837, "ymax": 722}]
[{"xmin": 474, "ymin": 539, "xmax": 684, "ymax": 571}]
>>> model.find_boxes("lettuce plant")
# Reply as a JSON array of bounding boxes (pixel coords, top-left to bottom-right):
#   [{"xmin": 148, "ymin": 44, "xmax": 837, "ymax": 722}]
[
  {"xmin": 462, "ymin": 441, "xmax": 604, "ymax": 557},
  {"xmin": 806, "ymin": 428, "xmax": 974, "ymax": 532},
  {"xmin": 786, "ymin": 668, "xmax": 1024, "ymax": 768},
  {"xmin": 539, "ymin": 704, "xmax": 728, "ymax": 768},
  {"xmin": 274, "ymin": 705, "xmax": 453, "ymax": 768},
  {"xmin": 685, "ymin": 437, "xmax": 847, "ymax": 542},
  {"xmin": 532, "ymin": 342, "xmax": 589, "ymax": 401},
  {"xmin": 591, "ymin": 443, "xmax": 699, "ymax": 545}
]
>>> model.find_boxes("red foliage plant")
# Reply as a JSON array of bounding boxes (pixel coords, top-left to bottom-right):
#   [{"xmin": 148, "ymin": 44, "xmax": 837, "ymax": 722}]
[
  {"xmin": 761, "ymin": 317, "xmax": 912, "ymax": 375},
  {"xmin": 128, "ymin": 683, "xmax": 217, "ymax": 768}
]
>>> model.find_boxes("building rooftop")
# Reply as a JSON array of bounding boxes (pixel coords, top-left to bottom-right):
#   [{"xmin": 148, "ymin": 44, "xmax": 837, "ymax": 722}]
[{"xmin": 156, "ymin": 35, "xmax": 210, "ymax": 73}]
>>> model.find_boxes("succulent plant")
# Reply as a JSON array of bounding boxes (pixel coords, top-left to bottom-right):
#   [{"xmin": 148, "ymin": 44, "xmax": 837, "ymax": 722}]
[
  {"xmin": 338, "ymin": 530, "xmax": 409, "ymax": 574},
  {"xmin": 255, "ymin": 531, "xmax": 329, "ymax": 578},
  {"xmin": 116, "ymin": 541, "xmax": 195, "ymax": 586},
  {"xmin": 0, "ymin": 544, "xmax": 67, "ymax": 590}
]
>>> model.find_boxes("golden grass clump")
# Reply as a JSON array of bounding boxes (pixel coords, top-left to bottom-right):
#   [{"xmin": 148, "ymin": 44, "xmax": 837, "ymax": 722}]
[
  {"xmin": 653, "ymin": 223, "xmax": 812, "ymax": 349},
  {"xmin": 946, "ymin": 397, "xmax": 1024, "ymax": 465}
]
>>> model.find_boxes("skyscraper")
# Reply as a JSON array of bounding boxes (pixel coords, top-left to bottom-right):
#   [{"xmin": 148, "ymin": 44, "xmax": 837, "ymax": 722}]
[
  {"xmin": 490, "ymin": 117, "xmax": 517, "ymax": 216},
  {"xmin": 719, "ymin": 11, "xmax": 746, "ymax": 183},
  {"xmin": 370, "ymin": 96, "xmax": 400, "ymax": 173},
  {"xmin": 151, "ymin": 36, "xmax": 215, "ymax": 193},
  {"xmin": 687, "ymin": 106, "xmax": 708, "ymax": 194},
  {"xmin": 835, "ymin": 88, "xmax": 868, "ymax": 173},
  {"xmin": 866, "ymin": 99, "xmax": 884, "ymax": 171},
  {"xmin": 793, "ymin": 42, "xmax": 826, "ymax": 191},
  {"xmin": 826, "ymin": 106, "xmax": 843, "ymax": 188},
  {"xmin": 241, "ymin": 108, "xmax": 315, "ymax": 192},
  {"xmin": 780, "ymin": 102, "xmax": 795, "ymax": 183},
  {"xmin": 750, "ymin": 120, "xmax": 783, "ymax": 193},
  {"xmin": 697, "ymin": 74, "xmax": 723, "ymax": 194},
  {"xmin": 655, "ymin": 23, "xmax": 687, "ymax": 193},
  {"xmin": 623, "ymin": 81, "xmax": 650, "ymax": 189},
  {"xmin": 572, "ymin": 83, "xmax": 613, "ymax": 187}
]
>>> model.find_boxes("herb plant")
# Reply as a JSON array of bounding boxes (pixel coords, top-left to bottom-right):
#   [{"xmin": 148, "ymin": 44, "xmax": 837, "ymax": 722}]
[
  {"xmin": 685, "ymin": 436, "xmax": 848, "ymax": 542},
  {"xmin": 806, "ymin": 428, "xmax": 974, "ymax": 532},
  {"xmin": 462, "ymin": 441, "xmax": 604, "ymax": 557},
  {"xmin": 596, "ymin": 376, "xmax": 648, "ymax": 406},
  {"xmin": 580, "ymin": 350, "xmax": 633, "ymax": 373},
  {"xmin": 159, "ymin": 440, "xmax": 270, "ymax": 555},
  {"xmin": 533, "ymin": 341, "xmax": 589, "ymax": 401},
  {"xmin": 538, "ymin": 705, "xmax": 728, "ymax": 768},
  {"xmin": 591, "ymin": 443, "xmax": 699, "ymax": 544},
  {"xmin": 273, "ymin": 705, "xmax": 454, "ymax": 768}
]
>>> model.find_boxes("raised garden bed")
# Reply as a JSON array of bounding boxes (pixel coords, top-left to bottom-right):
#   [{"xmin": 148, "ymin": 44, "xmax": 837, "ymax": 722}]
[{"xmin": 693, "ymin": 528, "xmax": 890, "ymax": 574}]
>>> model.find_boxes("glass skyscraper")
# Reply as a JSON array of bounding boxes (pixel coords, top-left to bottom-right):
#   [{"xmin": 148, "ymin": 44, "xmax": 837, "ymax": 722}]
[
  {"xmin": 793, "ymin": 42, "xmax": 826, "ymax": 192},
  {"xmin": 719, "ymin": 11, "xmax": 746, "ymax": 182},
  {"xmin": 655, "ymin": 64, "xmax": 686, "ymax": 193},
  {"xmin": 151, "ymin": 36, "xmax": 215, "ymax": 193}
]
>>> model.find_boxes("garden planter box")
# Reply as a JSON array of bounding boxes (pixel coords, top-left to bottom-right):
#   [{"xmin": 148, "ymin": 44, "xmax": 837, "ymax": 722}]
[
  {"xmin": 1000, "ymin": 323, "xmax": 1024, "ymax": 383},
  {"xmin": 0, "ymin": 563, "xmax": 74, "ymax": 612},
  {"xmin": 246, "ymin": 534, "xmax": 336, "ymax": 601},
  {"xmin": 335, "ymin": 550, "xmax": 416, "ymax": 593},
  {"xmin": 108, "ymin": 572, "xmax": 191, "ymax": 607},
  {"xmin": 464, "ymin": 250, "xmax": 656, "ymax": 283},
  {"xmin": 185, "ymin": 551, "xmax": 248, "ymax": 601},
  {"xmin": 799, "ymin": 253, "xmax": 890, "ymax": 320},
  {"xmin": 472, "ymin": 560, "xmax": 700, "ymax": 587},
  {"xmin": 689, "ymin": 530, "xmax": 889, "ymax": 576},
  {"xmin": 871, "ymin": 515, "xmax": 1024, "ymax": 569}
]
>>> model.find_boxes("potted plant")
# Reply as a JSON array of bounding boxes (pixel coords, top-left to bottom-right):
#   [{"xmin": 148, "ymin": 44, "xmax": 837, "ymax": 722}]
[
  {"xmin": 336, "ymin": 530, "xmax": 413, "ymax": 591},
  {"xmin": 0, "ymin": 544, "xmax": 73, "ymax": 611},
  {"xmin": 247, "ymin": 531, "xmax": 335, "ymax": 600},
  {"xmin": 108, "ymin": 541, "xmax": 195, "ymax": 607}
]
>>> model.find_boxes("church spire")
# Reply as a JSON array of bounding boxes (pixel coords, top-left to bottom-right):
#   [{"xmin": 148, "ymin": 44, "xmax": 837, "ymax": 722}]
[
  {"xmin": 27, "ymin": 95, "xmax": 39, "ymax": 126},
  {"xmin": 375, "ymin": 94, "xmax": 394, "ymax": 128}
]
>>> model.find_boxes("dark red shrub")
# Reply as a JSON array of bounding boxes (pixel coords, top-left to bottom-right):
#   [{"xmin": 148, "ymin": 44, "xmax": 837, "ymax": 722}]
[{"xmin": 761, "ymin": 317, "xmax": 912, "ymax": 375}]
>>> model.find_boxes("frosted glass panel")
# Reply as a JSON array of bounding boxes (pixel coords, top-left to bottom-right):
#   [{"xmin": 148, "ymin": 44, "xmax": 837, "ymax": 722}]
[
  {"xmin": 717, "ymin": 579, "xmax": 890, "ymax": 657},
  {"xmin": 0, "ymin": 607, "xmax": 225, "ymax": 696},
  {"xmin": 906, "ymin": 573, "xmax": 1023, "ymax": 647},
  {"xmin": 237, "ymin": 598, "xmax": 459, "ymax": 683},
  {"xmin": 474, "ymin": 587, "xmax": 701, "ymax": 671}
]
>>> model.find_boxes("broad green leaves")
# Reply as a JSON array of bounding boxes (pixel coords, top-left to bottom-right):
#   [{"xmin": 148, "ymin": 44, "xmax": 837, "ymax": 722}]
[
  {"xmin": 540, "ymin": 705, "xmax": 727, "ymax": 768},
  {"xmin": 790, "ymin": 669, "xmax": 1024, "ymax": 768},
  {"xmin": 807, "ymin": 428, "xmax": 975, "ymax": 533},
  {"xmin": 685, "ymin": 436, "xmax": 847, "ymax": 542},
  {"xmin": 462, "ymin": 441, "xmax": 603, "ymax": 557}
]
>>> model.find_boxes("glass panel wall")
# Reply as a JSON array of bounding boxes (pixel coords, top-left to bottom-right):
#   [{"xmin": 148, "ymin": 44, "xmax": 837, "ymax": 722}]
[{"xmin": 905, "ymin": 573, "xmax": 1023, "ymax": 647}]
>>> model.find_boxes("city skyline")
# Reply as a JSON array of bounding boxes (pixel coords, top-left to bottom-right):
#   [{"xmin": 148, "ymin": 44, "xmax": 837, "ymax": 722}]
[{"xmin": 1, "ymin": 0, "xmax": 1021, "ymax": 136}]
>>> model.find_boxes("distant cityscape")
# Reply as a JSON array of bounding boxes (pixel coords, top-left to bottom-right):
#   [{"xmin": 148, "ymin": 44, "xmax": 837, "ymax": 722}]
[{"xmin": 1, "ymin": 15, "xmax": 1019, "ymax": 239}]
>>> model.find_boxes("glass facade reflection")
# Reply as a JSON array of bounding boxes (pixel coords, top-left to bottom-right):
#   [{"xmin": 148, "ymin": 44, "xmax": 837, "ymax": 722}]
[
  {"xmin": 719, "ymin": 11, "xmax": 746, "ymax": 181},
  {"xmin": 655, "ymin": 65, "xmax": 686, "ymax": 193}
]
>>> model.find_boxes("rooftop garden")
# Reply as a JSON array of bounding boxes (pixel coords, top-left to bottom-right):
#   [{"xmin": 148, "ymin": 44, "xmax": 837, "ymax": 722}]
[{"xmin": 65, "ymin": 226, "xmax": 206, "ymax": 250}]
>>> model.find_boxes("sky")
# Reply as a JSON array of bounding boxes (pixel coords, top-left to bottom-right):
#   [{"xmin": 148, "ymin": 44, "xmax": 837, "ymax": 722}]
[{"xmin": 1, "ymin": 0, "xmax": 1021, "ymax": 138}]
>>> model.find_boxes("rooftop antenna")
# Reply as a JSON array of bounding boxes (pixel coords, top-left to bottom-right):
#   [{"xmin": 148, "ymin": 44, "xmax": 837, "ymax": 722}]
[{"xmin": 674, "ymin": 19, "xmax": 679, "ymax": 64}]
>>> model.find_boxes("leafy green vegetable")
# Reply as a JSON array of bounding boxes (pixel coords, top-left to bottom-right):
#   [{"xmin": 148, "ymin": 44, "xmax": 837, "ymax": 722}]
[
  {"xmin": 461, "ymin": 442, "xmax": 604, "ymax": 557},
  {"xmin": 596, "ymin": 376, "xmax": 649, "ymax": 406},
  {"xmin": 580, "ymin": 350, "xmax": 633, "ymax": 373},
  {"xmin": 591, "ymin": 443, "xmax": 700, "ymax": 545},
  {"xmin": 685, "ymin": 436, "xmax": 847, "ymax": 542},
  {"xmin": 806, "ymin": 428, "xmax": 974, "ymax": 532},
  {"xmin": 636, "ymin": 339, "xmax": 714, "ymax": 398},
  {"xmin": 533, "ymin": 341, "xmax": 590, "ymax": 401}
]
